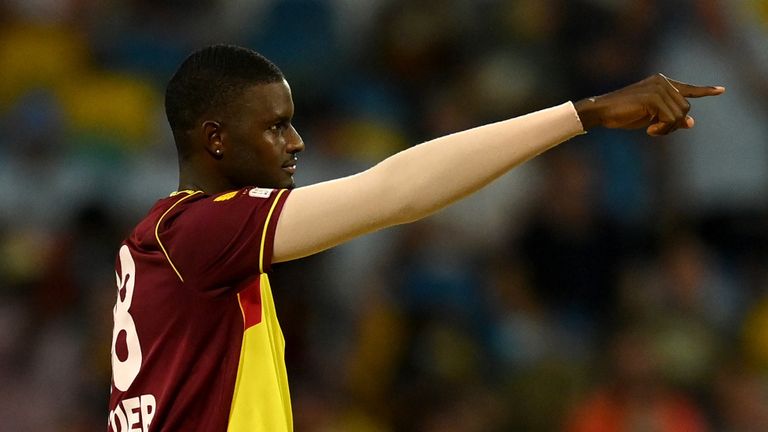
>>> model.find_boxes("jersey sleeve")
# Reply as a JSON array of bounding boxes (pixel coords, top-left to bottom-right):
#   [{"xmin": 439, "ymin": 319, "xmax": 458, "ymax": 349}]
[{"xmin": 157, "ymin": 188, "xmax": 290, "ymax": 293}]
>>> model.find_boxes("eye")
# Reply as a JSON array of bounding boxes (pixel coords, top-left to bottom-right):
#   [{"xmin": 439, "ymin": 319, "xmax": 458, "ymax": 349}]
[{"xmin": 269, "ymin": 122, "xmax": 286, "ymax": 132}]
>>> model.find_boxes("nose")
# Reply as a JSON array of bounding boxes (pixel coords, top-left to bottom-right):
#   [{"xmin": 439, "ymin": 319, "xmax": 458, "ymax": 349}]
[{"xmin": 287, "ymin": 125, "xmax": 304, "ymax": 155}]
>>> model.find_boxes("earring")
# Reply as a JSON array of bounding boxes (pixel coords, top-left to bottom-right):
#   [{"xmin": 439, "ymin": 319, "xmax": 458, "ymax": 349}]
[{"xmin": 215, "ymin": 149, "xmax": 222, "ymax": 155}]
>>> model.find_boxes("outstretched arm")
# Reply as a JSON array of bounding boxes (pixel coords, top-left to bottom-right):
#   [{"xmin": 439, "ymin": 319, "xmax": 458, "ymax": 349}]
[{"xmin": 273, "ymin": 74, "xmax": 724, "ymax": 263}]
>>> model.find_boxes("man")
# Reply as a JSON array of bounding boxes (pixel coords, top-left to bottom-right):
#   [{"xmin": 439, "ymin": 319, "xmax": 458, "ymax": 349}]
[{"xmin": 107, "ymin": 44, "xmax": 723, "ymax": 431}]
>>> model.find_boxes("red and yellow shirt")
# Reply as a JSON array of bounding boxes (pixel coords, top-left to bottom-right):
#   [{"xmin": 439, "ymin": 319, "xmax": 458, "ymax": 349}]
[{"xmin": 108, "ymin": 187, "xmax": 292, "ymax": 431}]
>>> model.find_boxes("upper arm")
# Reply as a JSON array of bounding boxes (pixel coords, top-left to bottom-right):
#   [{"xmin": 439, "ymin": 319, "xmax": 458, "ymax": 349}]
[{"xmin": 272, "ymin": 168, "xmax": 404, "ymax": 263}]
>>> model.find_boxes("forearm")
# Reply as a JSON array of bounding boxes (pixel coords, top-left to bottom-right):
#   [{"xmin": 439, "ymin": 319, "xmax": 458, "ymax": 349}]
[
  {"xmin": 274, "ymin": 102, "xmax": 584, "ymax": 262},
  {"xmin": 377, "ymin": 101, "xmax": 584, "ymax": 223}
]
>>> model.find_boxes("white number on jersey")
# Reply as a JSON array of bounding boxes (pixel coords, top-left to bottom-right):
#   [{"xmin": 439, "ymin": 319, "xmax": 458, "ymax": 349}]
[{"xmin": 111, "ymin": 245, "xmax": 143, "ymax": 391}]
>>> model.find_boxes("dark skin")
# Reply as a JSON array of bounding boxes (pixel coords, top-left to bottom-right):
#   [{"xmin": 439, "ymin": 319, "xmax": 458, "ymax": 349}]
[
  {"xmin": 574, "ymin": 73, "xmax": 725, "ymax": 135},
  {"xmin": 176, "ymin": 74, "xmax": 723, "ymax": 195},
  {"xmin": 177, "ymin": 80, "xmax": 304, "ymax": 194}
]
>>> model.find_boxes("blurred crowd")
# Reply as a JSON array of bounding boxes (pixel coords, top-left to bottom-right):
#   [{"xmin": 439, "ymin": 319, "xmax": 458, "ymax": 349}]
[{"xmin": 1, "ymin": 0, "xmax": 768, "ymax": 430}]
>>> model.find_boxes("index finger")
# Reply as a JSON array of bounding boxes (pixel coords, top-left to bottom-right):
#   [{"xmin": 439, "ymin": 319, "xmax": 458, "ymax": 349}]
[{"xmin": 666, "ymin": 78, "xmax": 726, "ymax": 98}]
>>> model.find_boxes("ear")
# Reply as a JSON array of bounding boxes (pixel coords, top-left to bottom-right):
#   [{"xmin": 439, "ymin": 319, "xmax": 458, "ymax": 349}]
[{"xmin": 202, "ymin": 120, "xmax": 224, "ymax": 159}]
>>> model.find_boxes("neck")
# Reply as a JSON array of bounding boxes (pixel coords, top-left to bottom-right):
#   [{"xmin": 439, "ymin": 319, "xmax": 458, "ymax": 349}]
[{"xmin": 177, "ymin": 162, "xmax": 232, "ymax": 195}]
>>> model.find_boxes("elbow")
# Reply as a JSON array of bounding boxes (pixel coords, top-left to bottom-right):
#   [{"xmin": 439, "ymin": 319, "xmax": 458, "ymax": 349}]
[
  {"xmin": 384, "ymin": 188, "xmax": 432, "ymax": 226},
  {"xmin": 365, "ymin": 159, "xmax": 435, "ymax": 227}
]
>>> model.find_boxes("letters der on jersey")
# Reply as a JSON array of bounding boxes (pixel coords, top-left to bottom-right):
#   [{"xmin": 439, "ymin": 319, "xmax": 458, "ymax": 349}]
[{"xmin": 108, "ymin": 187, "xmax": 292, "ymax": 431}]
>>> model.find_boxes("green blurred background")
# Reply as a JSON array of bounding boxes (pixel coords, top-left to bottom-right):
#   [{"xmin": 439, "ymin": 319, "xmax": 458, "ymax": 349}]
[{"xmin": 1, "ymin": 0, "xmax": 768, "ymax": 430}]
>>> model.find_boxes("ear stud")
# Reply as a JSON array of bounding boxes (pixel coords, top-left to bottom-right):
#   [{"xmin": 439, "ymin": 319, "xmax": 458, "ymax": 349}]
[{"xmin": 215, "ymin": 149, "xmax": 222, "ymax": 155}]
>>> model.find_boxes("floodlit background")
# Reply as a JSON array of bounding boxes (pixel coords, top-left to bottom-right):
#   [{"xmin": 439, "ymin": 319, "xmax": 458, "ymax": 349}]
[{"xmin": 1, "ymin": 0, "xmax": 768, "ymax": 430}]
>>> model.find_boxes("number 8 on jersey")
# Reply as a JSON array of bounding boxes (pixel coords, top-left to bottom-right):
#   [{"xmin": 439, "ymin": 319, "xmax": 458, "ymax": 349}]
[{"xmin": 112, "ymin": 245, "xmax": 142, "ymax": 391}]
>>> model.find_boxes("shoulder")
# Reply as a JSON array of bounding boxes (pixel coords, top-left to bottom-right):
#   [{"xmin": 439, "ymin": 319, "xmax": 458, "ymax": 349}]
[
  {"xmin": 158, "ymin": 187, "xmax": 290, "ymax": 234},
  {"xmin": 126, "ymin": 192, "xmax": 207, "ymax": 247},
  {"xmin": 158, "ymin": 187, "xmax": 291, "ymax": 283}
]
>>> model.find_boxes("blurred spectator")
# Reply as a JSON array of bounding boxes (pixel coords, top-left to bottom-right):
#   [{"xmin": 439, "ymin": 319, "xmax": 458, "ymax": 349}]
[
  {"xmin": 712, "ymin": 358, "xmax": 768, "ymax": 432},
  {"xmin": 564, "ymin": 325, "xmax": 710, "ymax": 432},
  {"xmin": 518, "ymin": 147, "xmax": 623, "ymax": 347}
]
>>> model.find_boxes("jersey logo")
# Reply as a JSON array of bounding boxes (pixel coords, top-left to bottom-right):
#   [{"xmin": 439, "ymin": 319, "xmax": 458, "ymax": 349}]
[
  {"xmin": 214, "ymin": 191, "xmax": 238, "ymax": 202},
  {"xmin": 248, "ymin": 188, "xmax": 273, "ymax": 198}
]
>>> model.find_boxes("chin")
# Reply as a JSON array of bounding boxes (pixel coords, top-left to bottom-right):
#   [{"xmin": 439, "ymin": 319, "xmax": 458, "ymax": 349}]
[{"xmin": 281, "ymin": 175, "xmax": 296, "ymax": 189}]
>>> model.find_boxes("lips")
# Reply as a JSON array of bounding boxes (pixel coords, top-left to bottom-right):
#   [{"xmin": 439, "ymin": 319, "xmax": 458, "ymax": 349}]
[{"xmin": 282, "ymin": 159, "xmax": 297, "ymax": 175}]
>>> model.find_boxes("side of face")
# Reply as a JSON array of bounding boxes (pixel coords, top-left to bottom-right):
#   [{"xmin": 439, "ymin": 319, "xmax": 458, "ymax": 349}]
[{"xmin": 217, "ymin": 80, "xmax": 304, "ymax": 189}]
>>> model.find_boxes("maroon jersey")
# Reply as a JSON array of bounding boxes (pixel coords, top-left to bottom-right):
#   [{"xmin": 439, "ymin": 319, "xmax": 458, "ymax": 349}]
[{"xmin": 108, "ymin": 187, "xmax": 292, "ymax": 431}]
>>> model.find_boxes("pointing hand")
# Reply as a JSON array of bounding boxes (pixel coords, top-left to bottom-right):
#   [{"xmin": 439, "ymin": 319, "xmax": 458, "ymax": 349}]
[{"xmin": 574, "ymin": 73, "xmax": 725, "ymax": 136}]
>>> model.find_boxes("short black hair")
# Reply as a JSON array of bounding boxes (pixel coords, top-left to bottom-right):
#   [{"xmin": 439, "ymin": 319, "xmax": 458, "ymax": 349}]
[{"xmin": 165, "ymin": 44, "xmax": 284, "ymax": 135}]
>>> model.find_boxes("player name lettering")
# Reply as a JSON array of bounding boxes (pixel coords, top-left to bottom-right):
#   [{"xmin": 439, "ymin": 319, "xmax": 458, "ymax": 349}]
[{"xmin": 109, "ymin": 394, "xmax": 156, "ymax": 432}]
